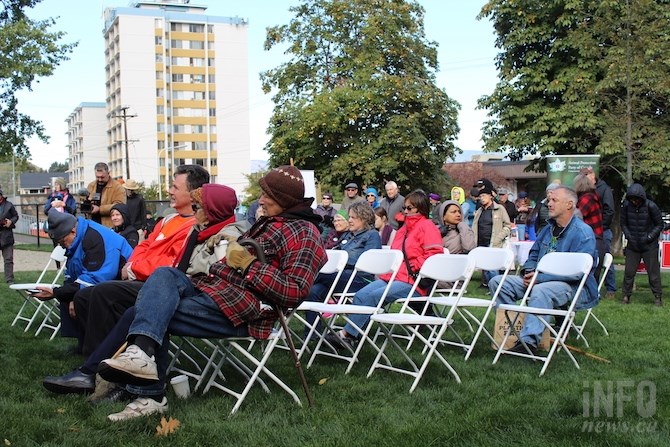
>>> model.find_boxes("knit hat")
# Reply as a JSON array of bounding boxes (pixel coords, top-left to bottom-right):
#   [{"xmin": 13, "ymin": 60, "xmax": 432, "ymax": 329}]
[
  {"xmin": 258, "ymin": 165, "xmax": 305, "ymax": 209},
  {"xmin": 428, "ymin": 193, "xmax": 441, "ymax": 201},
  {"xmin": 201, "ymin": 183, "xmax": 237, "ymax": 223},
  {"xmin": 439, "ymin": 200, "xmax": 461, "ymax": 219},
  {"xmin": 47, "ymin": 208, "xmax": 77, "ymax": 241},
  {"xmin": 336, "ymin": 208, "xmax": 349, "ymax": 220}
]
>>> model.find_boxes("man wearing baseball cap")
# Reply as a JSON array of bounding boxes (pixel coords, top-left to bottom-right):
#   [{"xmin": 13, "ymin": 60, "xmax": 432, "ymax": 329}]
[{"xmin": 341, "ymin": 182, "xmax": 366, "ymax": 210}]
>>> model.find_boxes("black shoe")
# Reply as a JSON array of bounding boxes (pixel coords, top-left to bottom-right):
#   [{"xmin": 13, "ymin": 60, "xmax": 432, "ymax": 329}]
[
  {"xmin": 324, "ymin": 332, "xmax": 358, "ymax": 350},
  {"xmin": 43, "ymin": 369, "xmax": 95, "ymax": 394},
  {"xmin": 508, "ymin": 340, "xmax": 537, "ymax": 355},
  {"xmin": 90, "ymin": 386, "xmax": 136, "ymax": 406}
]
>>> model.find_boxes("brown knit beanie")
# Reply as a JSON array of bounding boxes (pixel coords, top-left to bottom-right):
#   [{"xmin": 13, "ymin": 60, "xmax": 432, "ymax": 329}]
[{"xmin": 259, "ymin": 165, "xmax": 305, "ymax": 209}]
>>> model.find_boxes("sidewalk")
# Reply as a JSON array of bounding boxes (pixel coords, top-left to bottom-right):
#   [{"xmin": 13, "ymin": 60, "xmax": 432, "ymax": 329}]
[{"xmin": 14, "ymin": 246, "xmax": 53, "ymax": 272}]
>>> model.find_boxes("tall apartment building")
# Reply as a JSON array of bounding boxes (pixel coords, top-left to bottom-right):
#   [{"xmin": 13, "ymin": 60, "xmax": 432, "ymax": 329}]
[
  {"xmin": 102, "ymin": 0, "xmax": 250, "ymax": 195},
  {"xmin": 66, "ymin": 102, "xmax": 108, "ymax": 192}
]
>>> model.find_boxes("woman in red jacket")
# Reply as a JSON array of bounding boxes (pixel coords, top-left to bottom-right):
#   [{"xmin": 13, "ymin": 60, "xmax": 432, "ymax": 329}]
[{"xmin": 327, "ymin": 190, "xmax": 444, "ymax": 347}]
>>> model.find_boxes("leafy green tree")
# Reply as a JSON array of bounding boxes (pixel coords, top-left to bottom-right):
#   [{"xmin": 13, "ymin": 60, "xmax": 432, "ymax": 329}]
[
  {"xmin": 48, "ymin": 161, "xmax": 67, "ymax": 172},
  {"xmin": 261, "ymin": 0, "xmax": 460, "ymax": 194},
  {"xmin": 478, "ymin": 0, "xmax": 670, "ymax": 202},
  {"xmin": 0, "ymin": 0, "xmax": 76, "ymax": 160},
  {"xmin": 241, "ymin": 170, "xmax": 267, "ymax": 206}
]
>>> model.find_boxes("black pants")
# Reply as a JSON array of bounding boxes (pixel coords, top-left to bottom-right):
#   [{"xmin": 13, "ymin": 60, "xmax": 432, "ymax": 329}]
[{"xmin": 74, "ymin": 280, "xmax": 144, "ymax": 356}]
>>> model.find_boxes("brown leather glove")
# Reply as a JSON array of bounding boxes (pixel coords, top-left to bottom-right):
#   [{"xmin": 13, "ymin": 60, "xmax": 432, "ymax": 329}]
[{"xmin": 226, "ymin": 240, "xmax": 257, "ymax": 273}]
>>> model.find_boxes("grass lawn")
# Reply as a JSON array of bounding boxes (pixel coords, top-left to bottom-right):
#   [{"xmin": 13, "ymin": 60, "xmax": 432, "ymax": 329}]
[{"xmin": 0, "ymin": 269, "xmax": 668, "ymax": 446}]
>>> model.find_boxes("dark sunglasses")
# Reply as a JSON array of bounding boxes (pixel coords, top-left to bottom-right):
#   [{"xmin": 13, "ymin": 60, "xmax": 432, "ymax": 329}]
[
  {"xmin": 322, "ymin": 196, "xmax": 332, "ymax": 200},
  {"xmin": 402, "ymin": 205, "xmax": 416, "ymax": 211},
  {"xmin": 366, "ymin": 194, "xmax": 376, "ymax": 197}
]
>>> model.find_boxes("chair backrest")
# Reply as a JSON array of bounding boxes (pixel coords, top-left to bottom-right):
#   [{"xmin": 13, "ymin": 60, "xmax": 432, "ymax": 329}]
[
  {"xmin": 400, "ymin": 254, "xmax": 476, "ymax": 311},
  {"xmin": 321, "ymin": 250, "xmax": 349, "ymax": 275},
  {"xmin": 468, "ymin": 246, "xmax": 515, "ymax": 302},
  {"xmin": 35, "ymin": 245, "xmax": 67, "ymax": 285},
  {"xmin": 597, "ymin": 253, "xmax": 613, "ymax": 293},
  {"xmin": 319, "ymin": 250, "xmax": 349, "ymax": 303},
  {"xmin": 336, "ymin": 249, "xmax": 404, "ymax": 304},
  {"xmin": 520, "ymin": 252, "xmax": 593, "ymax": 310},
  {"xmin": 467, "ymin": 246, "xmax": 515, "ymax": 272}
]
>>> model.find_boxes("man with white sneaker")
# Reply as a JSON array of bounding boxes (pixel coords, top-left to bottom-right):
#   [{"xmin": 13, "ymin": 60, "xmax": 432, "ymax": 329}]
[{"xmin": 98, "ymin": 166, "xmax": 327, "ymax": 421}]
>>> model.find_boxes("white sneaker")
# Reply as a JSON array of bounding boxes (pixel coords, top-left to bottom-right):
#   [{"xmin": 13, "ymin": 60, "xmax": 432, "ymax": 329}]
[
  {"xmin": 98, "ymin": 344, "xmax": 159, "ymax": 385},
  {"xmin": 107, "ymin": 396, "xmax": 168, "ymax": 422}
]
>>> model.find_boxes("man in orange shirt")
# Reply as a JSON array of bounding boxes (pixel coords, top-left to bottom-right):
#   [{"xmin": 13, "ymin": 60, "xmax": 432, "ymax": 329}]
[{"xmin": 67, "ymin": 165, "xmax": 210, "ymax": 358}]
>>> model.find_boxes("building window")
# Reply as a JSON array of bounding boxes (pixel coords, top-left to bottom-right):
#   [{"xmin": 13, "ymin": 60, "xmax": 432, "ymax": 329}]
[
  {"xmin": 171, "ymin": 74, "xmax": 184, "ymax": 82},
  {"xmin": 155, "ymin": 36, "xmax": 163, "ymax": 45},
  {"xmin": 209, "ymin": 108, "xmax": 216, "ymax": 117},
  {"xmin": 189, "ymin": 24, "xmax": 205, "ymax": 33},
  {"xmin": 190, "ymin": 40, "xmax": 205, "ymax": 50}
]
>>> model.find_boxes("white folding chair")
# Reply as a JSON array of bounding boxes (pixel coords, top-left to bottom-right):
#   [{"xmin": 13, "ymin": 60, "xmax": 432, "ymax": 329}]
[
  {"xmin": 294, "ymin": 250, "xmax": 349, "ymax": 357},
  {"xmin": 367, "ymin": 254, "xmax": 476, "ymax": 392},
  {"xmin": 571, "ymin": 252, "xmax": 612, "ymax": 346},
  {"xmin": 11, "ymin": 245, "xmax": 67, "ymax": 340},
  {"xmin": 304, "ymin": 249, "xmax": 404, "ymax": 373},
  {"xmin": 492, "ymin": 252, "xmax": 594, "ymax": 376},
  {"xmin": 428, "ymin": 247, "xmax": 515, "ymax": 359}
]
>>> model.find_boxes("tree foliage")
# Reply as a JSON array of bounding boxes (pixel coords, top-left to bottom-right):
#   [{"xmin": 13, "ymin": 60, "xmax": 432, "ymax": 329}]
[
  {"xmin": 48, "ymin": 161, "xmax": 67, "ymax": 172},
  {"xmin": 0, "ymin": 0, "xmax": 76, "ymax": 160},
  {"xmin": 261, "ymin": 0, "xmax": 460, "ymax": 194},
  {"xmin": 478, "ymin": 0, "xmax": 670, "ymax": 204}
]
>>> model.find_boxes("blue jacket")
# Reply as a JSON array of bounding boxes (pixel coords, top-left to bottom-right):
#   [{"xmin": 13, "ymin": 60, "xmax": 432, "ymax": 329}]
[
  {"xmin": 335, "ymin": 228, "xmax": 382, "ymax": 267},
  {"xmin": 45, "ymin": 191, "xmax": 77, "ymax": 215},
  {"xmin": 524, "ymin": 214, "xmax": 599, "ymax": 310},
  {"xmin": 54, "ymin": 217, "xmax": 134, "ymax": 302}
]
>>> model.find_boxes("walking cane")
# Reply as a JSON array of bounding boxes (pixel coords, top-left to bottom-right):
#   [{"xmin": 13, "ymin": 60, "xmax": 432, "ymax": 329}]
[{"xmin": 237, "ymin": 238, "xmax": 314, "ymax": 408}]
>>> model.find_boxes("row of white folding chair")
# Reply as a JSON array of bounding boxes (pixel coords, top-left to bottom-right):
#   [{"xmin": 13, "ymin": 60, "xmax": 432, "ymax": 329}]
[
  {"xmin": 10, "ymin": 245, "xmax": 67, "ymax": 340},
  {"xmin": 304, "ymin": 249, "xmax": 405, "ymax": 373},
  {"xmin": 492, "ymin": 251, "xmax": 594, "ymax": 376},
  {"xmin": 572, "ymin": 252, "xmax": 612, "ymax": 346},
  {"xmin": 165, "ymin": 250, "xmax": 351, "ymax": 414}
]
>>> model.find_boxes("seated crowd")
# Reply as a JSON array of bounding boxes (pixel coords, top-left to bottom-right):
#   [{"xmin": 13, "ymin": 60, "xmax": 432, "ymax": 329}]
[{"xmin": 34, "ymin": 170, "xmax": 608, "ymax": 422}]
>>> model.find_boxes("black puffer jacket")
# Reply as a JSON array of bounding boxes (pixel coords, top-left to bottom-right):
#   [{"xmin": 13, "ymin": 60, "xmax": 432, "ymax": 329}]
[{"xmin": 620, "ymin": 183, "xmax": 663, "ymax": 253}]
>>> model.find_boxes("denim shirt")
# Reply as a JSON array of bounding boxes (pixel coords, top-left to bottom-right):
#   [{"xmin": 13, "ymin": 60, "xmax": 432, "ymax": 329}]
[
  {"xmin": 524, "ymin": 214, "xmax": 599, "ymax": 309},
  {"xmin": 336, "ymin": 228, "xmax": 382, "ymax": 267}
]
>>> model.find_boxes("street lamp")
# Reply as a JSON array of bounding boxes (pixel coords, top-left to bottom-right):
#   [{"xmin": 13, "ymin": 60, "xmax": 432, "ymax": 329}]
[{"xmin": 157, "ymin": 144, "xmax": 187, "ymax": 200}]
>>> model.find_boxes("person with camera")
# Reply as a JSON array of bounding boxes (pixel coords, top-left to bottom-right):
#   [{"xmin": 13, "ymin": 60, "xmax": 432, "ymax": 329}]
[{"xmin": 85, "ymin": 162, "xmax": 126, "ymax": 227}]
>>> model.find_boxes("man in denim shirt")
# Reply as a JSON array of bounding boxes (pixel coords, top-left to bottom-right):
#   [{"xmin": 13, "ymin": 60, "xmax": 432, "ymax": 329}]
[{"xmin": 488, "ymin": 186, "xmax": 598, "ymax": 352}]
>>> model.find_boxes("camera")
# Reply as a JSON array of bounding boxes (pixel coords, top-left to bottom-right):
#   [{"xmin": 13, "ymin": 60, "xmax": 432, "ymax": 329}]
[{"xmin": 80, "ymin": 193, "xmax": 101, "ymax": 214}]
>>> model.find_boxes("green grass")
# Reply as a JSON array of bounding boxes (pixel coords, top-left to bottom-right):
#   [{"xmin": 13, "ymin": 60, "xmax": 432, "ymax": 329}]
[
  {"xmin": 15, "ymin": 243, "xmax": 55, "ymax": 253},
  {"xmin": 0, "ymin": 270, "xmax": 668, "ymax": 446}
]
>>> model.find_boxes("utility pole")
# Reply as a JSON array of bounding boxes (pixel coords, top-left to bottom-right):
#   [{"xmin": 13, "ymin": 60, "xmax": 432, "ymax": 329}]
[{"xmin": 111, "ymin": 106, "xmax": 138, "ymax": 179}]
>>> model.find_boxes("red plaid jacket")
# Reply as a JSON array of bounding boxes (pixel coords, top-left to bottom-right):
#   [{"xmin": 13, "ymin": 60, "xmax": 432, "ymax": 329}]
[
  {"xmin": 191, "ymin": 215, "xmax": 327, "ymax": 339},
  {"xmin": 577, "ymin": 191, "xmax": 604, "ymax": 238}
]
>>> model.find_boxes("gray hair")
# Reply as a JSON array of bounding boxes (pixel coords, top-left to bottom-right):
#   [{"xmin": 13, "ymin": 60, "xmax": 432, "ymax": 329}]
[
  {"xmin": 347, "ymin": 202, "xmax": 375, "ymax": 228},
  {"xmin": 573, "ymin": 174, "xmax": 594, "ymax": 194}
]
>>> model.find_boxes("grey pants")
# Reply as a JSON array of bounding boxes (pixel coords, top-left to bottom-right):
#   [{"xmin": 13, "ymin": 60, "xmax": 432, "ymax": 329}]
[
  {"xmin": 1, "ymin": 243, "xmax": 13, "ymax": 283},
  {"xmin": 622, "ymin": 244, "xmax": 662, "ymax": 299}
]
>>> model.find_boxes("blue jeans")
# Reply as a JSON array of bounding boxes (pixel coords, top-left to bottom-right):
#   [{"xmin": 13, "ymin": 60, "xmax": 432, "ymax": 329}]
[
  {"xmin": 603, "ymin": 229, "xmax": 616, "ymax": 293},
  {"xmin": 125, "ymin": 267, "xmax": 248, "ymax": 396},
  {"xmin": 489, "ymin": 274, "xmax": 572, "ymax": 346},
  {"xmin": 303, "ymin": 270, "xmax": 371, "ymax": 337},
  {"xmin": 343, "ymin": 279, "xmax": 417, "ymax": 337}
]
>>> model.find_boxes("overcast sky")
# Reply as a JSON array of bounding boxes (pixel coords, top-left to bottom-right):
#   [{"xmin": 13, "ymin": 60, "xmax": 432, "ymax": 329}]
[{"xmin": 17, "ymin": 0, "xmax": 498, "ymax": 170}]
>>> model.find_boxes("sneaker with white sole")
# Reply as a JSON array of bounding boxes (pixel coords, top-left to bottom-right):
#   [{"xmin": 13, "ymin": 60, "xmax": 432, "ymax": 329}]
[
  {"xmin": 107, "ymin": 396, "xmax": 168, "ymax": 422},
  {"xmin": 98, "ymin": 344, "xmax": 159, "ymax": 386}
]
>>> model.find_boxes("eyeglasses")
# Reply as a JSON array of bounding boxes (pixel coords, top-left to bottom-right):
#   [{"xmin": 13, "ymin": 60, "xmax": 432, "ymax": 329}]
[
  {"xmin": 322, "ymin": 196, "xmax": 332, "ymax": 200},
  {"xmin": 366, "ymin": 194, "xmax": 375, "ymax": 197},
  {"xmin": 402, "ymin": 205, "xmax": 416, "ymax": 211}
]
